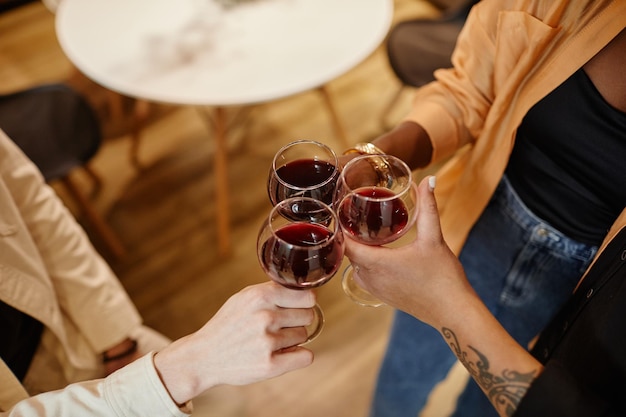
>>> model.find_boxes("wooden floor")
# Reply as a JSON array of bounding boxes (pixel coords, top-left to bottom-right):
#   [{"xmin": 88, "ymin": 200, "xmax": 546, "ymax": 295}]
[{"xmin": 0, "ymin": 2, "xmax": 468, "ymax": 416}]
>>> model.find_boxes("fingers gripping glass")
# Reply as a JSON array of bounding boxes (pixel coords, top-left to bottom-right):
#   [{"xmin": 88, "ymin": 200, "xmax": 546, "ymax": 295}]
[
  {"xmin": 257, "ymin": 197, "xmax": 345, "ymax": 343},
  {"xmin": 334, "ymin": 154, "xmax": 418, "ymax": 307}
]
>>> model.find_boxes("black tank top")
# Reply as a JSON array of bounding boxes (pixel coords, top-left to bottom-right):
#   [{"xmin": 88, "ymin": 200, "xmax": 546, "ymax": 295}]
[
  {"xmin": 0, "ymin": 300, "xmax": 43, "ymax": 381},
  {"xmin": 506, "ymin": 68, "xmax": 626, "ymax": 245}
]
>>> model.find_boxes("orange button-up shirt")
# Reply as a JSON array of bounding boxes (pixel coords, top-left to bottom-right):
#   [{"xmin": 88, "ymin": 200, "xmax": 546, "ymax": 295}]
[{"xmin": 404, "ymin": 0, "xmax": 626, "ymax": 254}]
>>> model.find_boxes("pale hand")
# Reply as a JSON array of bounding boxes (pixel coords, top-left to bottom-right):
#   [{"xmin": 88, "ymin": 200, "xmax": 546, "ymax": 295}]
[{"xmin": 154, "ymin": 281, "xmax": 316, "ymax": 404}]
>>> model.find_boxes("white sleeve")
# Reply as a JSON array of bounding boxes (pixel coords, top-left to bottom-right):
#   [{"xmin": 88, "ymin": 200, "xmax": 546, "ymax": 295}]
[{"xmin": 2, "ymin": 354, "xmax": 192, "ymax": 417}]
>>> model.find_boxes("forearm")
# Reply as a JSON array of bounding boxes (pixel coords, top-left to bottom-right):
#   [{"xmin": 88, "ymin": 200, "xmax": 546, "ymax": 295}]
[
  {"xmin": 433, "ymin": 296, "xmax": 543, "ymax": 417},
  {"xmin": 370, "ymin": 121, "xmax": 433, "ymax": 170},
  {"xmin": 344, "ymin": 176, "xmax": 543, "ymax": 416}
]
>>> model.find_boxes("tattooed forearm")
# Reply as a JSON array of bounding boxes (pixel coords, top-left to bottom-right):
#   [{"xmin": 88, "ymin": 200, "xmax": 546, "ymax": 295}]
[{"xmin": 442, "ymin": 327, "xmax": 537, "ymax": 417}]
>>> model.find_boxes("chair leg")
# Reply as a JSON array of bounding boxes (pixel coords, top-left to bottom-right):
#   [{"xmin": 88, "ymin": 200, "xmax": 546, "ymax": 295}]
[
  {"xmin": 129, "ymin": 99, "xmax": 151, "ymax": 170},
  {"xmin": 212, "ymin": 106, "xmax": 232, "ymax": 258},
  {"xmin": 60, "ymin": 175, "xmax": 126, "ymax": 259},
  {"xmin": 82, "ymin": 164, "xmax": 103, "ymax": 198},
  {"xmin": 317, "ymin": 85, "xmax": 350, "ymax": 150},
  {"xmin": 105, "ymin": 89, "xmax": 125, "ymax": 123}
]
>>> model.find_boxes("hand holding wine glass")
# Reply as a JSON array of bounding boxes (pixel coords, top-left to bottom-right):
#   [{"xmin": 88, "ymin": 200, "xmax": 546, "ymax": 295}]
[
  {"xmin": 334, "ymin": 154, "xmax": 418, "ymax": 307},
  {"xmin": 257, "ymin": 197, "xmax": 345, "ymax": 343}
]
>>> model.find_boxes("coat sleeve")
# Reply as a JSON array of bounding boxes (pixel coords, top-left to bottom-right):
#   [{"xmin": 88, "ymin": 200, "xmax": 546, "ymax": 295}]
[
  {"xmin": 1, "ymin": 354, "xmax": 191, "ymax": 417},
  {"xmin": 0, "ymin": 129, "xmax": 141, "ymax": 352}
]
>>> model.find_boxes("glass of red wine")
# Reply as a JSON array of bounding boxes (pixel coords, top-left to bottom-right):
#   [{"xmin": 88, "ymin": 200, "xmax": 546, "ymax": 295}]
[
  {"xmin": 267, "ymin": 140, "xmax": 340, "ymax": 211},
  {"xmin": 257, "ymin": 196, "xmax": 345, "ymax": 343},
  {"xmin": 334, "ymin": 154, "xmax": 418, "ymax": 307}
]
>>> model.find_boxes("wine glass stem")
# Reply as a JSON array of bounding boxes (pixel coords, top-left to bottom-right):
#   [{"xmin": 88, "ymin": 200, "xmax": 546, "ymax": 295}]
[
  {"xmin": 301, "ymin": 303, "xmax": 324, "ymax": 344},
  {"xmin": 341, "ymin": 264, "xmax": 385, "ymax": 308}
]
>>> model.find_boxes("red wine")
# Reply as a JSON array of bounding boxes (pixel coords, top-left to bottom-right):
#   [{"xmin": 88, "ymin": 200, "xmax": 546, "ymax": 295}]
[
  {"xmin": 269, "ymin": 158, "xmax": 338, "ymax": 206},
  {"xmin": 338, "ymin": 186, "xmax": 409, "ymax": 245},
  {"xmin": 261, "ymin": 222, "xmax": 343, "ymax": 289}
]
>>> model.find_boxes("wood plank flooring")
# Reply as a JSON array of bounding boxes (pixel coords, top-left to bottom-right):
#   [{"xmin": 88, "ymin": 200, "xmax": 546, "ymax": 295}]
[{"xmin": 0, "ymin": 2, "xmax": 467, "ymax": 416}]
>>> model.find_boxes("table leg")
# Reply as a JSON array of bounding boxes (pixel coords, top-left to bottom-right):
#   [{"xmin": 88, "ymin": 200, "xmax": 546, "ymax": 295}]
[
  {"xmin": 212, "ymin": 106, "xmax": 232, "ymax": 257},
  {"xmin": 317, "ymin": 85, "xmax": 350, "ymax": 149},
  {"xmin": 129, "ymin": 99, "xmax": 151, "ymax": 170},
  {"xmin": 380, "ymin": 84, "xmax": 405, "ymax": 130}
]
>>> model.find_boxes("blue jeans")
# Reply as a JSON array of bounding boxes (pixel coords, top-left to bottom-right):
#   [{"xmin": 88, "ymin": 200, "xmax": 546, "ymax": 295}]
[{"xmin": 370, "ymin": 176, "xmax": 598, "ymax": 417}]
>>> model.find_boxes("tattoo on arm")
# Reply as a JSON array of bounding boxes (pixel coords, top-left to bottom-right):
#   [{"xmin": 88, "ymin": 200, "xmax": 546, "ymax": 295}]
[{"xmin": 442, "ymin": 327, "xmax": 537, "ymax": 417}]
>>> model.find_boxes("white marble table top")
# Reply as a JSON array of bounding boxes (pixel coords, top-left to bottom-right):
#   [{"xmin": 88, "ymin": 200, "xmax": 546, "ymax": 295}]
[{"xmin": 56, "ymin": 0, "xmax": 393, "ymax": 106}]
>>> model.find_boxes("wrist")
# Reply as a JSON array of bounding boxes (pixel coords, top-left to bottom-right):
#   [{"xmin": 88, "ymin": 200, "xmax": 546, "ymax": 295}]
[
  {"xmin": 343, "ymin": 142, "xmax": 386, "ymax": 156},
  {"xmin": 380, "ymin": 121, "xmax": 432, "ymax": 169},
  {"xmin": 102, "ymin": 338, "xmax": 137, "ymax": 363},
  {"xmin": 152, "ymin": 351, "xmax": 193, "ymax": 411},
  {"xmin": 343, "ymin": 143, "xmax": 394, "ymax": 186},
  {"xmin": 153, "ymin": 336, "xmax": 205, "ymax": 405}
]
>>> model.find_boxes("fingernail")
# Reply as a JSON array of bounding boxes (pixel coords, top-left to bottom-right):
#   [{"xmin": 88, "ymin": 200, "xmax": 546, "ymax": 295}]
[{"xmin": 428, "ymin": 176, "xmax": 436, "ymax": 191}]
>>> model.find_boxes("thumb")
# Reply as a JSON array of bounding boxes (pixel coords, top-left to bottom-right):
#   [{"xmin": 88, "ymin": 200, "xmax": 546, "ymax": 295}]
[{"xmin": 415, "ymin": 176, "xmax": 444, "ymax": 244}]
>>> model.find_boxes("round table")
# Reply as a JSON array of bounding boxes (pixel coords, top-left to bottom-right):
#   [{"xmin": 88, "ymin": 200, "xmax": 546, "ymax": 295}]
[{"xmin": 55, "ymin": 0, "xmax": 393, "ymax": 255}]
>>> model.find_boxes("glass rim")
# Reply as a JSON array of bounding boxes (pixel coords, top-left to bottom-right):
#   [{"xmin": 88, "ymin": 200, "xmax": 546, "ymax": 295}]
[
  {"xmin": 267, "ymin": 196, "xmax": 341, "ymax": 248},
  {"xmin": 271, "ymin": 140, "xmax": 339, "ymax": 191},
  {"xmin": 338, "ymin": 154, "xmax": 414, "ymax": 200}
]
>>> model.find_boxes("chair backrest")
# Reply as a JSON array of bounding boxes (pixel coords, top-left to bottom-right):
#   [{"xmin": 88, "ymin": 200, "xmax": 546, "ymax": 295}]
[
  {"xmin": 386, "ymin": 0, "xmax": 479, "ymax": 88},
  {"xmin": 0, "ymin": 84, "xmax": 101, "ymax": 181},
  {"xmin": 428, "ymin": 0, "xmax": 477, "ymax": 14}
]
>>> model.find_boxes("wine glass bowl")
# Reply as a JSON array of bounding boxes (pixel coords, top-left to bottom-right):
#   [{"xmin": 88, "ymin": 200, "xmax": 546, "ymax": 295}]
[
  {"xmin": 258, "ymin": 197, "xmax": 344, "ymax": 289},
  {"xmin": 257, "ymin": 197, "xmax": 345, "ymax": 342},
  {"xmin": 334, "ymin": 154, "xmax": 417, "ymax": 306},
  {"xmin": 337, "ymin": 185, "xmax": 413, "ymax": 246},
  {"xmin": 335, "ymin": 155, "xmax": 417, "ymax": 245},
  {"xmin": 268, "ymin": 140, "xmax": 340, "ymax": 208}
]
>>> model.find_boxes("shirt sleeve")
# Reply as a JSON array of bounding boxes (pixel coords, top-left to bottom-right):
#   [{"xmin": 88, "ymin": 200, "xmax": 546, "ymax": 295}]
[
  {"xmin": 403, "ymin": 2, "xmax": 497, "ymax": 163},
  {"xmin": 2, "ymin": 353, "xmax": 192, "ymax": 417},
  {"xmin": 403, "ymin": 2, "xmax": 559, "ymax": 165},
  {"xmin": 514, "ymin": 361, "xmax": 614, "ymax": 417}
]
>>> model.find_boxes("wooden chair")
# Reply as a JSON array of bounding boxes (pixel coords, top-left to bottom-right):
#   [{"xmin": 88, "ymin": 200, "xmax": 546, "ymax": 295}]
[{"xmin": 0, "ymin": 83, "xmax": 126, "ymax": 259}]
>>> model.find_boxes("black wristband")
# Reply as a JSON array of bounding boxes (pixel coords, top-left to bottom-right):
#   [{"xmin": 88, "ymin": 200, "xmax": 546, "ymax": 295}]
[{"xmin": 102, "ymin": 339, "xmax": 138, "ymax": 363}]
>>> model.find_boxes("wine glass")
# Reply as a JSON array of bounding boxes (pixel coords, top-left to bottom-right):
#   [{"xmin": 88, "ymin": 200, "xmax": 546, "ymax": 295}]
[
  {"xmin": 267, "ymin": 139, "xmax": 340, "ymax": 209},
  {"xmin": 334, "ymin": 154, "xmax": 418, "ymax": 307},
  {"xmin": 257, "ymin": 197, "xmax": 345, "ymax": 343}
]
